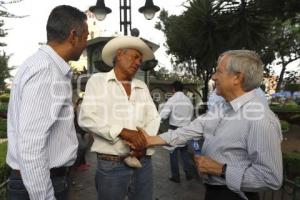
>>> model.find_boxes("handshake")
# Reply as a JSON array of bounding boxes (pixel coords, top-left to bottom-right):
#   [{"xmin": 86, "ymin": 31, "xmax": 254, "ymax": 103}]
[{"xmin": 119, "ymin": 127, "xmax": 149, "ymax": 159}]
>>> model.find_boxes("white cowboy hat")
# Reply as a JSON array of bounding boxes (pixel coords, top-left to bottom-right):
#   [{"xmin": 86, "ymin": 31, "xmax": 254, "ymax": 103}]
[{"xmin": 101, "ymin": 36, "xmax": 154, "ymax": 67}]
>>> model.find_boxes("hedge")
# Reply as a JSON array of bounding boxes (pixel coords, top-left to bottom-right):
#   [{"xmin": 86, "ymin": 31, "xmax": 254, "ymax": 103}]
[
  {"xmin": 0, "ymin": 119, "xmax": 6, "ymax": 139},
  {"xmin": 283, "ymin": 151, "xmax": 300, "ymax": 181},
  {"xmin": 0, "ymin": 94, "xmax": 9, "ymax": 103},
  {"xmin": 0, "ymin": 102, "xmax": 8, "ymax": 114},
  {"xmin": 270, "ymin": 103, "xmax": 300, "ymax": 112}
]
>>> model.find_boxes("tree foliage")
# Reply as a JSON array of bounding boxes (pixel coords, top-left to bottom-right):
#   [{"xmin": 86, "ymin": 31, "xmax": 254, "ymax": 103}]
[
  {"xmin": 0, "ymin": 53, "xmax": 10, "ymax": 90},
  {"xmin": 0, "ymin": 0, "xmax": 27, "ymax": 90},
  {"xmin": 156, "ymin": 0, "xmax": 300, "ymax": 102},
  {"xmin": 264, "ymin": 16, "xmax": 300, "ymax": 92},
  {"xmin": 156, "ymin": 0, "xmax": 273, "ymax": 102}
]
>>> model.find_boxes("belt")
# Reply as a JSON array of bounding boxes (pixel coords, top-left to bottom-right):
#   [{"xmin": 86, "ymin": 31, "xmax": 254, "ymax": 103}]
[
  {"xmin": 96, "ymin": 153, "xmax": 151, "ymax": 161},
  {"xmin": 97, "ymin": 153, "xmax": 127, "ymax": 161},
  {"xmin": 12, "ymin": 167, "xmax": 70, "ymax": 179},
  {"xmin": 169, "ymin": 125, "xmax": 179, "ymax": 130}
]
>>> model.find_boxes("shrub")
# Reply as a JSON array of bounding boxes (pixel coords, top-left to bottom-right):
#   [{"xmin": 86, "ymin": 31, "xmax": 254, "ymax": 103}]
[
  {"xmin": 0, "ymin": 102, "xmax": 7, "ymax": 113},
  {"xmin": 270, "ymin": 101, "xmax": 300, "ymax": 111},
  {"xmin": 0, "ymin": 132, "xmax": 6, "ymax": 139},
  {"xmin": 280, "ymin": 120, "xmax": 290, "ymax": 133},
  {"xmin": 283, "ymin": 151, "xmax": 300, "ymax": 181},
  {"xmin": 0, "ymin": 119, "xmax": 6, "ymax": 139},
  {"xmin": 0, "ymin": 93, "xmax": 9, "ymax": 103}
]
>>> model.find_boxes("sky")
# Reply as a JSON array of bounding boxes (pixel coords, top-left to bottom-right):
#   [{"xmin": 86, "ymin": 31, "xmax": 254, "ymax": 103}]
[
  {"xmin": 1, "ymin": 0, "xmax": 299, "ymax": 77},
  {"xmin": 2, "ymin": 0, "xmax": 187, "ymax": 74}
]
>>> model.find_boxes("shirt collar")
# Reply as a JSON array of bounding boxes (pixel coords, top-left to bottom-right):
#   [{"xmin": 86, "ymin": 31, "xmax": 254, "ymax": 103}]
[
  {"xmin": 175, "ymin": 91, "xmax": 184, "ymax": 95},
  {"xmin": 106, "ymin": 69, "xmax": 117, "ymax": 82},
  {"xmin": 229, "ymin": 90, "xmax": 256, "ymax": 112},
  {"xmin": 39, "ymin": 45, "xmax": 72, "ymax": 77},
  {"xmin": 106, "ymin": 69, "xmax": 145, "ymax": 89}
]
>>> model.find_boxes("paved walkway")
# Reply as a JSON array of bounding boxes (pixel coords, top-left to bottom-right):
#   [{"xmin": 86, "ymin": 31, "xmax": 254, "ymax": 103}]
[
  {"xmin": 3, "ymin": 127, "xmax": 299, "ymax": 200},
  {"xmin": 69, "ymin": 147, "xmax": 205, "ymax": 200}
]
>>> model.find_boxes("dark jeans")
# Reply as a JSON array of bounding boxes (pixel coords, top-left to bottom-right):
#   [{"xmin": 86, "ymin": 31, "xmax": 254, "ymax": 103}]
[
  {"xmin": 170, "ymin": 146, "xmax": 192, "ymax": 179},
  {"xmin": 205, "ymin": 184, "xmax": 260, "ymax": 200},
  {"xmin": 7, "ymin": 171, "xmax": 70, "ymax": 200},
  {"xmin": 169, "ymin": 124, "xmax": 192, "ymax": 179},
  {"xmin": 75, "ymin": 133, "xmax": 89, "ymax": 166},
  {"xmin": 95, "ymin": 156, "xmax": 153, "ymax": 200}
]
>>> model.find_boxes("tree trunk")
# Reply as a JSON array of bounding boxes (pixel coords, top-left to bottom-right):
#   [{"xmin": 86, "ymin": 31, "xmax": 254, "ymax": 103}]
[
  {"xmin": 276, "ymin": 63, "xmax": 287, "ymax": 92},
  {"xmin": 201, "ymin": 75, "xmax": 210, "ymax": 113}
]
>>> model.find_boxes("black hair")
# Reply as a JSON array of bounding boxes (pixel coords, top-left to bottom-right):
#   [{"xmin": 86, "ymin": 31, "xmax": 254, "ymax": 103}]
[
  {"xmin": 172, "ymin": 81, "xmax": 183, "ymax": 92},
  {"xmin": 46, "ymin": 5, "xmax": 87, "ymax": 43}
]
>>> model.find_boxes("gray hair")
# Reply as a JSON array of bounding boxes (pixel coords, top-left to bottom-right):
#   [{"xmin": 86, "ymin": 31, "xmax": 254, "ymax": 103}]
[{"xmin": 220, "ymin": 50, "xmax": 264, "ymax": 91}]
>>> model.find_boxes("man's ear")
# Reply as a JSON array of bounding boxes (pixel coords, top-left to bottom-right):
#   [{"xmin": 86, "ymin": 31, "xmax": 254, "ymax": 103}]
[
  {"xmin": 233, "ymin": 72, "xmax": 244, "ymax": 86},
  {"xmin": 68, "ymin": 29, "xmax": 77, "ymax": 46}
]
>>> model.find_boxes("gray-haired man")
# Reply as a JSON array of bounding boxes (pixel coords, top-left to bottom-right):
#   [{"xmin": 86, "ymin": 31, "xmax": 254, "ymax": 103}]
[{"xmin": 138, "ymin": 50, "xmax": 283, "ymax": 200}]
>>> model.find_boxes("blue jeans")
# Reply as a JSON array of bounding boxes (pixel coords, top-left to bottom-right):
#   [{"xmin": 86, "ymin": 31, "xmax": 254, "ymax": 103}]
[
  {"xmin": 170, "ymin": 146, "xmax": 192, "ymax": 179},
  {"xmin": 95, "ymin": 156, "xmax": 153, "ymax": 200},
  {"xmin": 7, "ymin": 171, "xmax": 70, "ymax": 200}
]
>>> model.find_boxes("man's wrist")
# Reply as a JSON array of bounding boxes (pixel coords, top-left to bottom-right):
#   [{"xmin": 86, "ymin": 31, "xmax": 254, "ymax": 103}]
[
  {"xmin": 220, "ymin": 163, "xmax": 227, "ymax": 179},
  {"xmin": 147, "ymin": 136, "xmax": 167, "ymax": 147}
]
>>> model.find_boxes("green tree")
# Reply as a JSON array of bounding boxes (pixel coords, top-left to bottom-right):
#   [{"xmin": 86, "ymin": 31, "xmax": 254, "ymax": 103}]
[
  {"xmin": 265, "ymin": 16, "xmax": 300, "ymax": 92},
  {"xmin": 156, "ymin": 0, "xmax": 300, "ymax": 103},
  {"xmin": 284, "ymin": 83, "xmax": 300, "ymax": 96},
  {"xmin": 0, "ymin": 0, "xmax": 27, "ymax": 90},
  {"xmin": 156, "ymin": 0, "xmax": 272, "ymax": 103},
  {"xmin": 0, "ymin": 53, "xmax": 11, "ymax": 91}
]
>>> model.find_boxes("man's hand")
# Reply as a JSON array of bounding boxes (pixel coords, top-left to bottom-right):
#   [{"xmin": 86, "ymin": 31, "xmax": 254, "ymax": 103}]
[
  {"xmin": 194, "ymin": 156, "xmax": 223, "ymax": 176},
  {"xmin": 119, "ymin": 128, "xmax": 147, "ymax": 150}
]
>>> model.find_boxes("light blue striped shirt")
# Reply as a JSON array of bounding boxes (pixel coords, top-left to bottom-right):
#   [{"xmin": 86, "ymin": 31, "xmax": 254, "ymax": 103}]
[
  {"xmin": 6, "ymin": 45, "xmax": 78, "ymax": 200},
  {"xmin": 160, "ymin": 90, "xmax": 283, "ymax": 199}
]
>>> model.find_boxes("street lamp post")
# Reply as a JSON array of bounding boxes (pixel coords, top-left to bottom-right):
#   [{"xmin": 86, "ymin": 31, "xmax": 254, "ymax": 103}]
[
  {"xmin": 88, "ymin": 0, "xmax": 160, "ymax": 79},
  {"xmin": 89, "ymin": 0, "xmax": 160, "ymax": 35},
  {"xmin": 119, "ymin": 0, "xmax": 131, "ymax": 36}
]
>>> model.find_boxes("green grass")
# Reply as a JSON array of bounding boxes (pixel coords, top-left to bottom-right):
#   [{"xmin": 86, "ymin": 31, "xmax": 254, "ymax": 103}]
[
  {"xmin": 0, "ymin": 141, "xmax": 8, "ymax": 183},
  {"xmin": 0, "ymin": 141, "xmax": 7, "ymax": 167}
]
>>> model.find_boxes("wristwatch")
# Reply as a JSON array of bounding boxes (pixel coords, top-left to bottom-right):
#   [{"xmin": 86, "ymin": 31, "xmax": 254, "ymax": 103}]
[{"xmin": 220, "ymin": 164, "xmax": 227, "ymax": 179}]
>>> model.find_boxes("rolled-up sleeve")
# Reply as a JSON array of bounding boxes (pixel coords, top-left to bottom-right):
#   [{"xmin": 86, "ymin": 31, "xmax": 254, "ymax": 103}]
[{"xmin": 226, "ymin": 119, "xmax": 283, "ymax": 192}]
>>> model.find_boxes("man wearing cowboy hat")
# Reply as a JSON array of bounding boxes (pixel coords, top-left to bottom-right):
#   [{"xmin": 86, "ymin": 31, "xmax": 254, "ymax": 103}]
[{"xmin": 79, "ymin": 36, "xmax": 160, "ymax": 200}]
